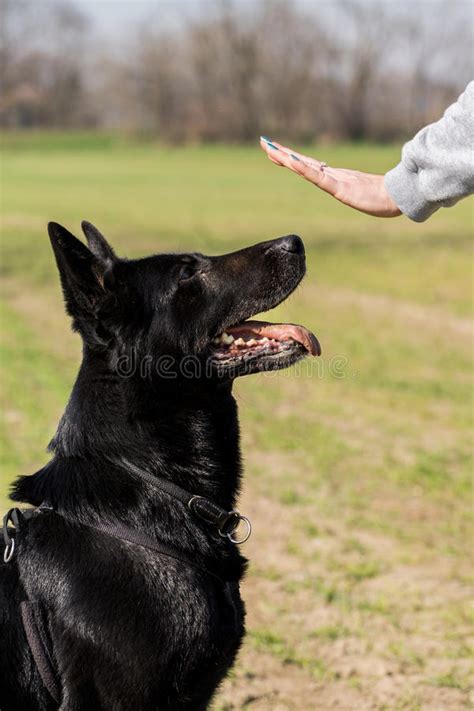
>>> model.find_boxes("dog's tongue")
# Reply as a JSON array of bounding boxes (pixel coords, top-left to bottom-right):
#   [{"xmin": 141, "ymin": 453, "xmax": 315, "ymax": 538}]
[{"xmin": 227, "ymin": 320, "xmax": 321, "ymax": 356}]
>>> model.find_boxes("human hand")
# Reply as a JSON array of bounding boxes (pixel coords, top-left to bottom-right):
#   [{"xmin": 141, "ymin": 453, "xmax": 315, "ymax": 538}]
[{"xmin": 259, "ymin": 137, "xmax": 401, "ymax": 218}]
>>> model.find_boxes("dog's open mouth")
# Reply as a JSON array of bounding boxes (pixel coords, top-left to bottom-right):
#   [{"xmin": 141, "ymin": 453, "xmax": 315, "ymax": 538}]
[{"xmin": 209, "ymin": 320, "xmax": 321, "ymax": 375}]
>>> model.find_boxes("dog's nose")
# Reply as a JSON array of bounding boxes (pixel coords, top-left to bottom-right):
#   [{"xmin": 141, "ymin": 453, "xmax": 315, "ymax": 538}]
[{"xmin": 275, "ymin": 235, "xmax": 305, "ymax": 255}]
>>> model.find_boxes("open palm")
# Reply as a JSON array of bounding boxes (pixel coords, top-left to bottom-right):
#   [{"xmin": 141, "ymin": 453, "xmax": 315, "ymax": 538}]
[{"xmin": 260, "ymin": 138, "xmax": 401, "ymax": 218}]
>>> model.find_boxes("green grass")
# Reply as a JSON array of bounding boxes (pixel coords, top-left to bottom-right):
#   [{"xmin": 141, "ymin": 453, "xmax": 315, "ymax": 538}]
[
  {"xmin": 250, "ymin": 629, "xmax": 329, "ymax": 681},
  {"xmin": 429, "ymin": 670, "xmax": 472, "ymax": 692},
  {"xmin": 1, "ymin": 132, "xmax": 472, "ymax": 709}
]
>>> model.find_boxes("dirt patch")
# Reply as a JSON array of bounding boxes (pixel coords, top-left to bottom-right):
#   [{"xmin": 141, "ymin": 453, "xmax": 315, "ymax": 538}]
[
  {"xmin": 214, "ymin": 471, "xmax": 472, "ymax": 710},
  {"xmin": 312, "ymin": 285, "xmax": 472, "ymax": 342}
]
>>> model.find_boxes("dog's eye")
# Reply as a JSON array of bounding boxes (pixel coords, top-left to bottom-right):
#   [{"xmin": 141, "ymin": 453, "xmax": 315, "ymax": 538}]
[{"xmin": 179, "ymin": 264, "xmax": 196, "ymax": 282}]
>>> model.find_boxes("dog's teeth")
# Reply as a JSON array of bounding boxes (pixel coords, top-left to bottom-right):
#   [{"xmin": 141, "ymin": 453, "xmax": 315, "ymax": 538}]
[
  {"xmin": 235, "ymin": 338, "xmax": 245, "ymax": 346},
  {"xmin": 261, "ymin": 337, "xmax": 269, "ymax": 343},
  {"xmin": 221, "ymin": 332, "xmax": 234, "ymax": 345},
  {"xmin": 213, "ymin": 337, "xmax": 220, "ymax": 345},
  {"xmin": 247, "ymin": 339, "xmax": 257, "ymax": 346}
]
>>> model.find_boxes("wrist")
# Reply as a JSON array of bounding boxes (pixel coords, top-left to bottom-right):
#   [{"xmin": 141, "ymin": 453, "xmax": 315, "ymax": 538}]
[{"xmin": 377, "ymin": 175, "xmax": 402, "ymax": 217}]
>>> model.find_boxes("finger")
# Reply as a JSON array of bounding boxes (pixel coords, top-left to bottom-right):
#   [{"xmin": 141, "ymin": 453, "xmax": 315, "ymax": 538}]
[
  {"xmin": 259, "ymin": 137, "xmax": 286, "ymax": 154},
  {"xmin": 267, "ymin": 153, "xmax": 284, "ymax": 167},
  {"xmin": 269, "ymin": 140, "xmax": 293, "ymax": 155},
  {"xmin": 305, "ymin": 157, "xmax": 327, "ymax": 170},
  {"xmin": 262, "ymin": 149, "xmax": 285, "ymax": 167},
  {"xmin": 289, "ymin": 157, "xmax": 339, "ymax": 196},
  {"xmin": 260, "ymin": 138, "xmax": 300, "ymax": 165},
  {"xmin": 260, "ymin": 139, "xmax": 287, "ymax": 166},
  {"xmin": 270, "ymin": 141, "xmax": 314, "ymax": 166},
  {"xmin": 261, "ymin": 138, "xmax": 325, "ymax": 178},
  {"xmin": 271, "ymin": 149, "xmax": 304, "ymax": 174},
  {"xmin": 270, "ymin": 141, "xmax": 327, "ymax": 171},
  {"xmin": 295, "ymin": 153, "xmax": 327, "ymax": 171},
  {"xmin": 263, "ymin": 142, "xmax": 298, "ymax": 169},
  {"xmin": 259, "ymin": 137, "xmax": 278, "ymax": 157}
]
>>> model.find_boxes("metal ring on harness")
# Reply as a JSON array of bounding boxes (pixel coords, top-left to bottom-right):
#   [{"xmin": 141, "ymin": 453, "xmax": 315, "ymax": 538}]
[
  {"xmin": 4, "ymin": 537, "xmax": 15, "ymax": 563},
  {"xmin": 219, "ymin": 512, "xmax": 252, "ymax": 545}
]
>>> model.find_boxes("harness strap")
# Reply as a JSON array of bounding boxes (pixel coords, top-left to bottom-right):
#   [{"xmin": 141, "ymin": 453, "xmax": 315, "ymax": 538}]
[
  {"xmin": 3, "ymin": 505, "xmax": 228, "ymax": 586},
  {"xmin": 69, "ymin": 514, "xmax": 227, "ymax": 586},
  {"xmin": 113, "ymin": 460, "xmax": 252, "ymax": 544},
  {"xmin": 20, "ymin": 601, "xmax": 61, "ymax": 703}
]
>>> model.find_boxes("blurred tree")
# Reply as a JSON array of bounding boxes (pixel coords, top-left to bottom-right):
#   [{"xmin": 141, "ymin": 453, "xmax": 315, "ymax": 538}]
[
  {"xmin": 257, "ymin": 0, "xmax": 328, "ymax": 141},
  {"xmin": 0, "ymin": 0, "xmax": 472, "ymax": 141},
  {"xmin": 0, "ymin": 0, "xmax": 94, "ymax": 128},
  {"xmin": 189, "ymin": 1, "xmax": 262, "ymax": 142}
]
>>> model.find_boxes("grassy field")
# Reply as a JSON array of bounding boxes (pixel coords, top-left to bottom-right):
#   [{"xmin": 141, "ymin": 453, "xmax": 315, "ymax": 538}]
[{"xmin": 0, "ymin": 132, "xmax": 472, "ymax": 710}]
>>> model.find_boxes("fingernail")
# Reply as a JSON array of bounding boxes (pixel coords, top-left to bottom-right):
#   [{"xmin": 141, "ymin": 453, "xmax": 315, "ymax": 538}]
[
  {"xmin": 266, "ymin": 142, "xmax": 279, "ymax": 150},
  {"xmin": 260, "ymin": 135, "xmax": 272, "ymax": 143},
  {"xmin": 290, "ymin": 153, "xmax": 300, "ymax": 161}
]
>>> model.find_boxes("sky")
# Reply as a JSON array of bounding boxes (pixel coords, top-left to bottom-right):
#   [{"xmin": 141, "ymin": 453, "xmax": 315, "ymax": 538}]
[
  {"xmin": 73, "ymin": 0, "xmax": 215, "ymax": 35},
  {"xmin": 69, "ymin": 0, "xmax": 474, "ymax": 58}
]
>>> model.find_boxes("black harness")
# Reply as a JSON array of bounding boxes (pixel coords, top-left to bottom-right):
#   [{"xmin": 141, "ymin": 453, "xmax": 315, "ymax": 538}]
[
  {"xmin": 3, "ymin": 472, "xmax": 251, "ymax": 704},
  {"xmin": 3, "ymin": 506, "xmax": 62, "ymax": 702}
]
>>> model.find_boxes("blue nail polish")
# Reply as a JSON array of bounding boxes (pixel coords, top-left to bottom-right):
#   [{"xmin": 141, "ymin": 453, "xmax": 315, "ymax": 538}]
[
  {"xmin": 266, "ymin": 142, "xmax": 279, "ymax": 150},
  {"xmin": 290, "ymin": 153, "xmax": 300, "ymax": 161},
  {"xmin": 260, "ymin": 135, "xmax": 272, "ymax": 143}
]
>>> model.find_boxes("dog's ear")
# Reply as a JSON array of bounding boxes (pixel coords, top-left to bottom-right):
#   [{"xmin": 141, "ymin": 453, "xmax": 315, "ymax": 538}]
[
  {"xmin": 48, "ymin": 221, "xmax": 115, "ymax": 324},
  {"xmin": 81, "ymin": 220, "xmax": 116, "ymax": 265}
]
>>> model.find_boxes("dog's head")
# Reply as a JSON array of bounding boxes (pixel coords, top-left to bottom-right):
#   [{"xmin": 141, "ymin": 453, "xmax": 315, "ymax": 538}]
[{"xmin": 48, "ymin": 221, "xmax": 320, "ymax": 381}]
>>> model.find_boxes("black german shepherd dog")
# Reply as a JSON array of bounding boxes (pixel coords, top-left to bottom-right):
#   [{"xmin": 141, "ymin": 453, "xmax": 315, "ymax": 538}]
[{"xmin": 0, "ymin": 222, "xmax": 319, "ymax": 711}]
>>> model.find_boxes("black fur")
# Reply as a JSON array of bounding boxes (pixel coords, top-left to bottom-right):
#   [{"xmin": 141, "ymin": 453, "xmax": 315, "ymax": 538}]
[{"xmin": 0, "ymin": 223, "xmax": 309, "ymax": 710}]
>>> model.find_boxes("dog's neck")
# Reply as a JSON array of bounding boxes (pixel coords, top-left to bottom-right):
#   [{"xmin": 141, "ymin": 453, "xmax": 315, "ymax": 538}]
[{"xmin": 13, "ymin": 349, "xmax": 242, "ymax": 513}]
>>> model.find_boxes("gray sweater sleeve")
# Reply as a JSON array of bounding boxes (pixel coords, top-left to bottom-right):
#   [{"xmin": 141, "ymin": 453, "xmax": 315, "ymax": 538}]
[{"xmin": 384, "ymin": 81, "xmax": 474, "ymax": 222}]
